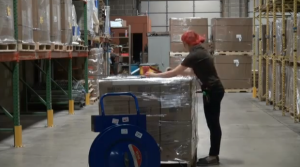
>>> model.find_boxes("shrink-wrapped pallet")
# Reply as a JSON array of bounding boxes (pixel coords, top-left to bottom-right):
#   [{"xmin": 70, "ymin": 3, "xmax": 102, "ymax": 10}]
[
  {"xmin": 18, "ymin": 0, "xmax": 34, "ymax": 44},
  {"xmin": 50, "ymin": 0, "xmax": 61, "ymax": 43},
  {"xmin": 0, "ymin": 0, "xmax": 15, "ymax": 44},
  {"xmin": 61, "ymin": 0, "xmax": 72, "ymax": 45},
  {"xmin": 88, "ymin": 48, "xmax": 104, "ymax": 99},
  {"xmin": 98, "ymin": 77, "xmax": 198, "ymax": 164},
  {"xmin": 32, "ymin": 0, "xmax": 51, "ymax": 44}
]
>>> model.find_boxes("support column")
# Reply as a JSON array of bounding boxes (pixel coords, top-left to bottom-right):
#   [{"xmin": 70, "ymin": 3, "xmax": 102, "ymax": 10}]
[
  {"xmin": 281, "ymin": 0, "xmax": 286, "ymax": 115},
  {"xmin": 293, "ymin": 0, "xmax": 298, "ymax": 122},
  {"xmin": 252, "ymin": 0, "xmax": 257, "ymax": 98},
  {"xmin": 68, "ymin": 58, "xmax": 74, "ymax": 114},
  {"xmin": 46, "ymin": 59, "xmax": 53, "ymax": 127},
  {"xmin": 13, "ymin": 62, "xmax": 22, "ymax": 147}
]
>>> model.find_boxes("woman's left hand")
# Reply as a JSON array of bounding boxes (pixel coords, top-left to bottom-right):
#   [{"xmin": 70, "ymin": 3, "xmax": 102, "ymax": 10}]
[{"xmin": 145, "ymin": 72, "xmax": 157, "ymax": 78}]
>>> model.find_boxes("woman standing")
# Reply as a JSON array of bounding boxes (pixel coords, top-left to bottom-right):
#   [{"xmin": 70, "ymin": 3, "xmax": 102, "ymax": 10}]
[{"xmin": 146, "ymin": 30, "xmax": 224, "ymax": 166}]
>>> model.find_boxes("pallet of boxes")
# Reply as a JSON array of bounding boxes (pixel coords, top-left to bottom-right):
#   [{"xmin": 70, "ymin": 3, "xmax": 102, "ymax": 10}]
[
  {"xmin": 98, "ymin": 77, "xmax": 198, "ymax": 166},
  {"xmin": 169, "ymin": 17, "xmax": 209, "ymax": 91},
  {"xmin": 211, "ymin": 18, "xmax": 253, "ymax": 93}
]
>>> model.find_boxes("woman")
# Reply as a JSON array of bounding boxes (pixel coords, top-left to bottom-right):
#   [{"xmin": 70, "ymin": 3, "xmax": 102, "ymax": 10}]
[{"xmin": 146, "ymin": 30, "xmax": 224, "ymax": 166}]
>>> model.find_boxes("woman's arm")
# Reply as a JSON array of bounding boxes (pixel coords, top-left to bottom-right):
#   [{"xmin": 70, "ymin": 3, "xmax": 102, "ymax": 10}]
[
  {"xmin": 146, "ymin": 65, "xmax": 188, "ymax": 78},
  {"xmin": 180, "ymin": 68, "xmax": 195, "ymax": 76}
]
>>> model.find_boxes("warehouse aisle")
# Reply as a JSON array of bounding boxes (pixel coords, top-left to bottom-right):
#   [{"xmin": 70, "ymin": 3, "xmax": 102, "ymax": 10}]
[{"xmin": 0, "ymin": 94, "xmax": 300, "ymax": 167}]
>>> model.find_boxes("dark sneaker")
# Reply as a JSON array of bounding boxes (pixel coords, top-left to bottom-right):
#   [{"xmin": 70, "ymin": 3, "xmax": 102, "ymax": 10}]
[{"xmin": 197, "ymin": 156, "xmax": 220, "ymax": 166}]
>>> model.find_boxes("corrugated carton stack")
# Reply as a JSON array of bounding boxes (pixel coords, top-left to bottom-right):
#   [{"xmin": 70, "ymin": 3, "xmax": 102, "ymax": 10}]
[
  {"xmin": 18, "ymin": 0, "xmax": 34, "ymax": 44},
  {"xmin": 211, "ymin": 18, "xmax": 253, "ymax": 89},
  {"xmin": 32, "ymin": 0, "xmax": 51, "ymax": 45},
  {"xmin": 169, "ymin": 18, "xmax": 209, "ymax": 69},
  {"xmin": 50, "ymin": 0, "xmax": 62, "ymax": 44},
  {"xmin": 61, "ymin": 0, "xmax": 72, "ymax": 45},
  {"xmin": 0, "ymin": 0, "xmax": 15, "ymax": 44},
  {"xmin": 98, "ymin": 77, "xmax": 198, "ymax": 163}
]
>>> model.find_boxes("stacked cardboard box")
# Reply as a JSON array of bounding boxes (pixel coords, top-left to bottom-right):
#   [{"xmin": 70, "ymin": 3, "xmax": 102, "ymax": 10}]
[
  {"xmin": 0, "ymin": 0, "xmax": 15, "ymax": 44},
  {"xmin": 169, "ymin": 18, "xmax": 209, "ymax": 52},
  {"xmin": 211, "ymin": 18, "xmax": 252, "ymax": 52},
  {"xmin": 214, "ymin": 55, "xmax": 252, "ymax": 89},
  {"xmin": 32, "ymin": 0, "xmax": 51, "ymax": 44},
  {"xmin": 50, "ymin": 0, "xmax": 62, "ymax": 44},
  {"xmin": 98, "ymin": 77, "xmax": 198, "ymax": 162},
  {"xmin": 169, "ymin": 52, "xmax": 189, "ymax": 69},
  {"xmin": 17, "ymin": 0, "xmax": 34, "ymax": 44},
  {"xmin": 61, "ymin": 0, "xmax": 72, "ymax": 45}
]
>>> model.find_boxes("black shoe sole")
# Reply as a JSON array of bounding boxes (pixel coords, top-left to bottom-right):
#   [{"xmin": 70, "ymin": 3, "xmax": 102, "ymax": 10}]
[{"xmin": 197, "ymin": 162, "xmax": 220, "ymax": 166}]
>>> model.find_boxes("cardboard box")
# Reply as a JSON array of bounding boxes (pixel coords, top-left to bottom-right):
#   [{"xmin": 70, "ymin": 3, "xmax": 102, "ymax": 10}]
[
  {"xmin": 211, "ymin": 18, "xmax": 252, "ymax": 52},
  {"xmin": 146, "ymin": 116, "xmax": 160, "ymax": 143},
  {"xmin": 161, "ymin": 107, "xmax": 193, "ymax": 121},
  {"xmin": 214, "ymin": 55, "xmax": 252, "ymax": 89}
]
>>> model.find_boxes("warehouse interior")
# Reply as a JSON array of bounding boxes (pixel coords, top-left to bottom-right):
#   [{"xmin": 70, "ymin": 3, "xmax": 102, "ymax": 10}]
[{"xmin": 0, "ymin": 0, "xmax": 300, "ymax": 167}]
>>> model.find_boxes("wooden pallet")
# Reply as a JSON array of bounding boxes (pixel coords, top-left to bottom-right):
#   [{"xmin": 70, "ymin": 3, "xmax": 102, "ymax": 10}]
[
  {"xmin": 18, "ymin": 43, "xmax": 36, "ymax": 51},
  {"xmin": 63, "ymin": 45, "xmax": 73, "ymax": 52},
  {"xmin": 0, "ymin": 43, "xmax": 17, "ymax": 52},
  {"xmin": 35, "ymin": 43, "xmax": 51, "ymax": 51},
  {"xmin": 73, "ymin": 45, "xmax": 86, "ymax": 51},
  {"xmin": 214, "ymin": 51, "xmax": 252, "ymax": 56},
  {"xmin": 225, "ymin": 88, "xmax": 252, "ymax": 93},
  {"xmin": 90, "ymin": 96, "xmax": 99, "ymax": 104},
  {"xmin": 51, "ymin": 43, "xmax": 64, "ymax": 51}
]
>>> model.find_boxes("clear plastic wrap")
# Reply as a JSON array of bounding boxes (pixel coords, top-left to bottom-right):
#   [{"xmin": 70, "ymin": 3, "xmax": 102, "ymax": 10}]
[
  {"xmin": 297, "ymin": 13, "xmax": 300, "ymax": 62},
  {"xmin": 268, "ymin": 62, "xmax": 273, "ymax": 100},
  {"xmin": 0, "ymin": 0, "xmax": 15, "ymax": 43},
  {"xmin": 73, "ymin": 0, "xmax": 94, "ymax": 36},
  {"xmin": 61, "ymin": 0, "xmax": 72, "ymax": 45},
  {"xmin": 98, "ymin": 77, "xmax": 198, "ymax": 163},
  {"xmin": 275, "ymin": 63, "xmax": 281, "ymax": 104},
  {"xmin": 50, "ymin": 0, "xmax": 61, "ymax": 44},
  {"xmin": 88, "ymin": 48, "xmax": 104, "ymax": 98},
  {"xmin": 268, "ymin": 21, "xmax": 273, "ymax": 55},
  {"xmin": 285, "ymin": 66, "xmax": 292, "ymax": 110},
  {"xmin": 275, "ymin": 19, "xmax": 284, "ymax": 57},
  {"xmin": 104, "ymin": 6, "xmax": 110, "ymax": 35},
  {"xmin": 286, "ymin": 18, "xmax": 294, "ymax": 61},
  {"xmin": 211, "ymin": 18, "xmax": 252, "ymax": 52},
  {"xmin": 18, "ymin": 0, "xmax": 34, "ymax": 44},
  {"xmin": 32, "ymin": 0, "xmax": 51, "ymax": 44}
]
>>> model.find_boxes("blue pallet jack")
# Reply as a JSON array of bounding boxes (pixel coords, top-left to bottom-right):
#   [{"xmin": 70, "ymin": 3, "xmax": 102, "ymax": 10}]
[{"xmin": 89, "ymin": 92, "xmax": 161, "ymax": 167}]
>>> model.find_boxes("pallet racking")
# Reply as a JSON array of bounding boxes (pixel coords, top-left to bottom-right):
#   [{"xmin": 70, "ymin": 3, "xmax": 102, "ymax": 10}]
[
  {"xmin": 0, "ymin": 0, "xmax": 90, "ymax": 147},
  {"xmin": 253, "ymin": 0, "xmax": 299, "ymax": 122}
]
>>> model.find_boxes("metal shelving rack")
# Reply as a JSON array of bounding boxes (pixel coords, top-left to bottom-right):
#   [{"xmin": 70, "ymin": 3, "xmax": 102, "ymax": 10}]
[
  {"xmin": 110, "ymin": 25, "xmax": 132, "ymax": 75},
  {"xmin": 253, "ymin": 0, "xmax": 299, "ymax": 123},
  {"xmin": 0, "ymin": 0, "xmax": 89, "ymax": 147}
]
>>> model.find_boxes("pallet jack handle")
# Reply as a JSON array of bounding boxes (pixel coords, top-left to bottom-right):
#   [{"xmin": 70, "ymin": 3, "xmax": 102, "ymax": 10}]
[{"xmin": 99, "ymin": 92, "xmax": 140, "ymax": 116}]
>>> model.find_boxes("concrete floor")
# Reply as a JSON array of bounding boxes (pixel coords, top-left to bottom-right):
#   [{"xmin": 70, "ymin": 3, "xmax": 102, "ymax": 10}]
[{"xmin": 0, "ymin": 93, "xmax": 300, "ymax": 167}]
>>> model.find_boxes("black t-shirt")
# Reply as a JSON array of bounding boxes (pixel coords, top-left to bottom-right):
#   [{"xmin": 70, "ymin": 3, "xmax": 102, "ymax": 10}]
[{"xmin": 181, "ymin": 44, "xmax": 223, "ymax": 90}]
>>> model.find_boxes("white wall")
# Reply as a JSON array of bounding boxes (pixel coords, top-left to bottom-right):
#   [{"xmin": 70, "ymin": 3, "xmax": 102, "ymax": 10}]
[{"xmin": 140, "ymin": 0, "xmax": 221, "ymax": 38}]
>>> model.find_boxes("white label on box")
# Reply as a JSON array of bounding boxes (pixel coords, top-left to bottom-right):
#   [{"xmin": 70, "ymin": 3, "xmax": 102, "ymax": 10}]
[
  {"xmin": 112, "ymin": 118, "xmax": 119, "ymax": 124},
  {"xmin": 236, "ymin": 34, "xmax": 242, "ymax": 42},
  {"xmin": 122, "ymin": 117, "xmax": 129, "ymax": 123},
  {"xmin": 135, "ymin": 131, "xmax": 143, "ymax": 138},
  {"xmin": 233, "ymin": 59, "xmax": 239, "ymax": 67},
  {"xmin": 121, "ymin": 129, "xmax": 128, "ymax": 134}
]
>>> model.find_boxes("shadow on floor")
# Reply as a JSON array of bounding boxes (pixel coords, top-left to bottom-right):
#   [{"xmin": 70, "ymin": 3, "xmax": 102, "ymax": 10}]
[{"xmin": 0, "ymin": 108, "xmax": 67, "ymax": 142}]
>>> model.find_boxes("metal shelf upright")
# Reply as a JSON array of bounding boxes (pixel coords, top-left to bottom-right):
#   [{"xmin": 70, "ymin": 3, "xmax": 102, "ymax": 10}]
[{"xmin": 254, "ymin": 0, "xmax": 299, "ymax": 123}]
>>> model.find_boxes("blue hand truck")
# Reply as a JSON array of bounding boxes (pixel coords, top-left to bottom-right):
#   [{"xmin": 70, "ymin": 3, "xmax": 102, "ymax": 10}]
[{"xmin": 89, "ymin": 92, "xmax": 161, "ymax": 167}]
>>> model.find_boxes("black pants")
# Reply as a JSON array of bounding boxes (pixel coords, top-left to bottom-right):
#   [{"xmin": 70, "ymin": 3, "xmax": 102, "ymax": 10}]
[{"xmin": 203, "ymin": 89, "xmax": 224, "ymax": 156}]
